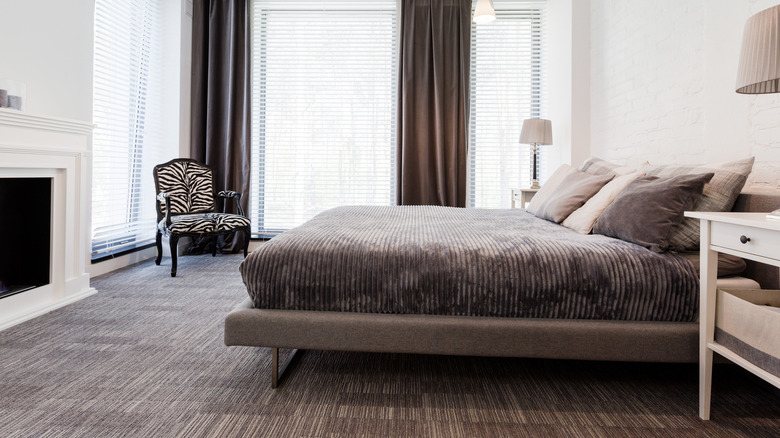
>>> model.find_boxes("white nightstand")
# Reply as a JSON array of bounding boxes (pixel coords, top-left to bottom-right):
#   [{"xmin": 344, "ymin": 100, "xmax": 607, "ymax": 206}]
[
  {"xmin": 511, "ymin": 188, "xmax": 539, "ymax": 209},
  {"xmin": 685, "ymin": 211, "xmax": 780, "ymax": 420}
]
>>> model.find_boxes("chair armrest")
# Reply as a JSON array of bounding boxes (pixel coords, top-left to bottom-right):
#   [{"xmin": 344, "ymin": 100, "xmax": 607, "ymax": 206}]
[
  {"xmin": 217, "ymin": 190, "xmax": 244, "ymax": 216},
  {"xmin": 157, "ymin": 192, "xmax": 172, "ymax": 226}
]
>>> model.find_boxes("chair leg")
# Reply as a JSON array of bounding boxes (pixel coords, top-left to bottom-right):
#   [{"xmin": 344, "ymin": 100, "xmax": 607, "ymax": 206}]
[
  {"xmin": 243, "ymin": 229, "xmax": 250, "ymax": 258},
  {"xmin": 155, "ymin": 231, "xmax": 163, "ymax": 265},
  {"xmin": 169, "ymin": 235, "xmax": 179, "ymax": 277},
  {"xmin": 212, "ymin": 235, "xmax": 218, "ymax": 257}
]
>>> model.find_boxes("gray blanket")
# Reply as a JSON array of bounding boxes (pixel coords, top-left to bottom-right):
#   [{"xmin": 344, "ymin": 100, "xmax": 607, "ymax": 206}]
[{"xmin": 240, "ymin": 206, "xmax": 699, "ymax": 321}]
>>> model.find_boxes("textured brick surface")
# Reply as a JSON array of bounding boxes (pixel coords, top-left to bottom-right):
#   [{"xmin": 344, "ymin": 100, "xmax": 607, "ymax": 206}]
[{"xmin": 589, "ymin": 0, "xmax": 780, "ymax": 191}]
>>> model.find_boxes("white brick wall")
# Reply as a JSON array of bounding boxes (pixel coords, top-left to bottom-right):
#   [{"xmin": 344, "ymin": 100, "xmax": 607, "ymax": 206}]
[{"xmin": 589, "ymin": 0, "xmax": 780, "ymax": 191}]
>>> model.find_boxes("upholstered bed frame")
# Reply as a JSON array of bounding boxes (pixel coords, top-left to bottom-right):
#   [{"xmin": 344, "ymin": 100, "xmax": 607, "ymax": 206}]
[{"xmin": 224, "ymin": 192, "xmax": 780, "ymax": 388}]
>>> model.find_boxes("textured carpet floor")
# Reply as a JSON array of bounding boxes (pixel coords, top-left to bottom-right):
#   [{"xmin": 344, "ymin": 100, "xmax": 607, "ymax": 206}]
[{"xmin": 1, "ymin": 254, "xmax": 779, "ymax": 437}]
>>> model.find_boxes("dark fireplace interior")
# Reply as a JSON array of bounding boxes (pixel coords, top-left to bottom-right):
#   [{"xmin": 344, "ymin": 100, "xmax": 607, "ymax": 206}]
[{"xmin": 0, "ymin": 178, "xmax": 51, "ymax": 299}]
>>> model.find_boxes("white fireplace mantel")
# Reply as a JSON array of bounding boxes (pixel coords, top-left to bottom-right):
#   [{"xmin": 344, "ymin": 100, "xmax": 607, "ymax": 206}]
[{"xmin": 0, "ymin": 108, "xmax": 96, "ymax": 330}]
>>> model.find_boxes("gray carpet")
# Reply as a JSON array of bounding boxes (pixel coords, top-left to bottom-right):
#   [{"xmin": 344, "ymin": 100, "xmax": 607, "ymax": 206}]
[{"xmin": 0, "ymin": 254, "xmax": 778, "ymax": 437}]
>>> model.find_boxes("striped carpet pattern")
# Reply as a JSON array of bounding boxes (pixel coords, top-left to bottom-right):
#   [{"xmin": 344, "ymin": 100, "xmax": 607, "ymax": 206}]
[{"xmin": 0, "ymin": 254, "xmax": 778, "ymax": 437}]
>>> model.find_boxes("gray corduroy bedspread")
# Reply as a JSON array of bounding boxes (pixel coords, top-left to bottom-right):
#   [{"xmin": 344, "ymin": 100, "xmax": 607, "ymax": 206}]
[{"xmin": 239, "ymin": 206, "xmax": 700, "ymax": 321}]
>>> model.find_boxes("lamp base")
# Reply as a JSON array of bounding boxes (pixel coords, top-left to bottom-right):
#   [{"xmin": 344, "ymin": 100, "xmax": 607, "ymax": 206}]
[{"xmin": 530, "ymin": 179, "xmax": 541, "ymax": 189}]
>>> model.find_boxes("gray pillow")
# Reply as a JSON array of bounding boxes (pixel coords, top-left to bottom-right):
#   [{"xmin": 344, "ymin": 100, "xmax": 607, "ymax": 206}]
[
  {"xmin": 644, "ymin": 157, "xmax": 754, "ymax": 251},
  {"xmin": 593, "ymin": 173, "xmax": 714, "ymax": 252},
  {"xmin": 534, "ymin": 170, "xmax": 614, "ymax": 223}
]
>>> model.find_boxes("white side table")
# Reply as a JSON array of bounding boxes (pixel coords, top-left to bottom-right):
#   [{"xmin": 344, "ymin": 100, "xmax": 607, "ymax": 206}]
[
  {"xmin": 511, "ymin": 188, "xmax": 539, "ymax": 209},
  {"xmin": 685, "ymin": 211, "xmax": 780, "ymax": 420}
]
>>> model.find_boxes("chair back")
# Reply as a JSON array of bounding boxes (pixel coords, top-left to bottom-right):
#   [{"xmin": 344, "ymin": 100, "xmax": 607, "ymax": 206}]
[{"xmin": 153, "ymin": 158, "xmax": 216, "ymax": 221}]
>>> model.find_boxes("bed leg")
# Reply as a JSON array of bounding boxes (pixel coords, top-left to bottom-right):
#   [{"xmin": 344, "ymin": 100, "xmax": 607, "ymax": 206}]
[{"xmin": 271, "ymin": 347, "xmax": 302, "ymax": 389}]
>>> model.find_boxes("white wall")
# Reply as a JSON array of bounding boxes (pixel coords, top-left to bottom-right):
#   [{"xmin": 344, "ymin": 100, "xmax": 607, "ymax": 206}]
[
  {"xmin": 547, "ymin": 0, "xmax": 591, "ymax": 174},
  {"xmin": 176, "ymin": 0, "xmax": 194, "ymax": 159},
  {"xmin": 589, "ymin": 0, "xmax": 780, "ymax": 191},
  {"xmin": 0, "ymin": 0, "xmax": 94, "ymax": 122}
]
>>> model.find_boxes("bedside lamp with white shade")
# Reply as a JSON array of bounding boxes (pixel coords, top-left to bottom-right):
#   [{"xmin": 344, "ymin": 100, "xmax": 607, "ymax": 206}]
[
  {"xmin": 519, "ymin": 118, "xmax": 552, "ymax": 189},
  {"xmin": 736, "ymin": 4, "xmax": 780, "ymax": 94}
]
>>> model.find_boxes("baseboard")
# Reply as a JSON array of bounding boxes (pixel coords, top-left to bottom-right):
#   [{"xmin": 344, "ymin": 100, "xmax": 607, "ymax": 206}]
[
  {"xmin": 88, "ymin": 237, "xmax": 192, "ymax": 277},
  {"xmin": 0, "ymin": 287, "xmax": 97, "ymax": 332},
  {"xmin": 88, "ymin": 247, "xmax": 157, "ymax": 277}
]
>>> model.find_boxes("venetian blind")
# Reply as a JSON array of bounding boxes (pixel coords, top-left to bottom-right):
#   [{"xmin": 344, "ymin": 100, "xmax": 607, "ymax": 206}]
[
  {"xmin": 92, "ymin": 0, "xmax": 166, "ymax": 259},
  {"xmin": 469, "ymin": 1, "xmax": 548, "ymax": 208},
  {"xmin": 250, "ymin": 0, "xmax": 397, "ymax": 236}
]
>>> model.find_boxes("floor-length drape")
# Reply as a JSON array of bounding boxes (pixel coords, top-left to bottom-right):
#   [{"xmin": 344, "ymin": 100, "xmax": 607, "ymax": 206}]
[
  {"xmin": 191, "ymin": 0, "xmax": 251, "ymax": 252},
  {"xmin": 396, "ymin": 0, "xmax": 471, "ymax": 207}
]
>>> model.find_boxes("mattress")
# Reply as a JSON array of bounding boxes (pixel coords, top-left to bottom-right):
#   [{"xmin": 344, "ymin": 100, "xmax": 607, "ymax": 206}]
[{"xmin": 239, "ymin": 206, "xmax": 700, "ymax": 321}]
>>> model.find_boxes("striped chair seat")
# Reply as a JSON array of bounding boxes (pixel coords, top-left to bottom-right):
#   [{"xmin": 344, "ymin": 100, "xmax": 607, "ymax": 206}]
[
  {"xmin": 214, "ymin": 213, "xmax": 251, "ymax": 232},
  {"xmin": 159, "ymin": 215, "xmax": 216, "ymax": 234},
  {"xmin": 158, "ymin": 213, "xmax": 251, "ymax": 235}
]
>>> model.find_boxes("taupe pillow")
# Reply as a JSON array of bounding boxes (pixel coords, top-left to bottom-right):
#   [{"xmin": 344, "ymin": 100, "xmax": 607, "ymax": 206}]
[
  {"xmin": 525, "ymin": 164, "xmax": 577, "ymax": 214},
  {"xmin": 678, "ymin": 252, "xmax": 747, "ymax": 277},
  {"xmin": 645, "ymin": 157, "xmax": 754, "ymax": 251},
  {"xmin": 593, "ymin": 173, "xmax": 714, "ymax": 252},
  {"xmin": 534, "ymin": 170, "xmax": 614, "ymax": 223}
]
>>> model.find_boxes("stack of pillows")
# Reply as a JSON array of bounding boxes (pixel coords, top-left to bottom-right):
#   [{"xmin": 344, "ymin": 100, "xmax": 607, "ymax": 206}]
[{"xmin": 525, "ymin": 156, "xmax": 755, "ymax": 254}]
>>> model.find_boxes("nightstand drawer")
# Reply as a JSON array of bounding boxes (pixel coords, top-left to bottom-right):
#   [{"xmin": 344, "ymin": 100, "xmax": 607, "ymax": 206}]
[{"xmin": 711, "ymin": 221, "xmax": 780, "ymax": 259}]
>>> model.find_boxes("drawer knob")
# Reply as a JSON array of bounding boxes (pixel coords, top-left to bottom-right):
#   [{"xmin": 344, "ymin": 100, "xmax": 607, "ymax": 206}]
[{"xmin": 740, "ymin": 235, "xmax": 751, "ymax": 244}]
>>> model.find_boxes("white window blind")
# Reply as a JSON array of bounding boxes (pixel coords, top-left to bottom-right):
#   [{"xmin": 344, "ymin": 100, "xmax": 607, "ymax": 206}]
[
  {"xmin": 250, "ymin": 0, "xmax": 397, "ymax": 236},
  {"xmin": 92, "ymin": 0, "xmax": 167, "ymax": 259},
  {"xmin": 469, "ymin": 1, "xmax": 548, "ymax": 208}
]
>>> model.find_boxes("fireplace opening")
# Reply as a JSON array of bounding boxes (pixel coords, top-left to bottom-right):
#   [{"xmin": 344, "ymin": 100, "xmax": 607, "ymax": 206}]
[{"xmin": 0, "ymin": 178, "xmax": 51, "ymax": 299}]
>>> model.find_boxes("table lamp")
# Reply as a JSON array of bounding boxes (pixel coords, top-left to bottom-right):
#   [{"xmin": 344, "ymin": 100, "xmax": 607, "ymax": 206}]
[{"xmin": 519, "ymin": 118, "xmax": 552, "ymax": 189}]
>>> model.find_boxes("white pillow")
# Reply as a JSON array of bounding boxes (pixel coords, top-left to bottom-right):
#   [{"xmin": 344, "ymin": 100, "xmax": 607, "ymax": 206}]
[
  {"xmin": 580, "ymin": 157, "xmax": 650, "ymax": 176},
  {"xmin": 525, "ymin": 164, "xmax": 577, "ymax": 214},
  {"xmin": 562, "ymin": 171, "xmax": 645, "ymax": 234}
]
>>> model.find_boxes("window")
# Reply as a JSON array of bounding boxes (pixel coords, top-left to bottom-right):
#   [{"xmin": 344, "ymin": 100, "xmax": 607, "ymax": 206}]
[
  {"xmin": 469, "ymin": 1, "xmax": 547, "ymax": 208},
  {"xmin": 92, "ymin": 0, "xmax": 172, "ymax": 260},
  {"xmin": 250, "ymin": 1, "xmax": 397, "ymax": 236}
]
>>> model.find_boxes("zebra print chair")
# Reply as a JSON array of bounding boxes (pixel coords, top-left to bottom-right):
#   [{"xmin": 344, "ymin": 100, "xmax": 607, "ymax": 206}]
[{"xmin": 153, "ymin": 158, "xmax": 251, "ymax": 277}]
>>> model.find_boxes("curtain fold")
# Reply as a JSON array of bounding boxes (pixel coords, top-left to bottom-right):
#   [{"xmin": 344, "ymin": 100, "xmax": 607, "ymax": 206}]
[
  {"xmin": 396, "ymin": 0, "xmax": 471, "ymax": 207},
  {"xmin": 191, "ymin": 0, "xmax": 251, "ymax": 253}
]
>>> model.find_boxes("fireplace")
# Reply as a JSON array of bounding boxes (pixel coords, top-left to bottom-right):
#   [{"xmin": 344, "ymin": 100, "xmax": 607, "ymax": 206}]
[
  {"xmin": 0, "ymin": 177, "xmax": 51, "ymax": 299},
  {"xmin": 0, "ymin": 109, "xmax": 95, "ymax": 330}
]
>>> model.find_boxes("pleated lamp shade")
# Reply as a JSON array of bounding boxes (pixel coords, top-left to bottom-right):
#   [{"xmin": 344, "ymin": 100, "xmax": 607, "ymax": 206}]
[
  {"xmin": 736, "ymin": 4, "xmax": 780, "ymax": 94},
  {"xmin": 519, "ymin": 118, "xmax": 553, "ymax": 145}
]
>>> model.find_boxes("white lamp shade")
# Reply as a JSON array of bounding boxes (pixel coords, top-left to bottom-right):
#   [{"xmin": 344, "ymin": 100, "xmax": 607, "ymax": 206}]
[
  {"xmin": 736, "ymin": 4, "xmax": 780, "ymax": 94},
  {"xmin": 519, "ymin": 118, "xmax": 553, "ymax": 145},
  {"xmin": 473, "ymin": 0, "xmax": 496, "ymax": 24}
]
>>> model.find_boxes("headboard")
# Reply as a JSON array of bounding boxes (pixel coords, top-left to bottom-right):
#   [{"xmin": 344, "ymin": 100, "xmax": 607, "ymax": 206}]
[{"xmin": 732, "ymin": 191, "xmax": 780, "ymax": 289}]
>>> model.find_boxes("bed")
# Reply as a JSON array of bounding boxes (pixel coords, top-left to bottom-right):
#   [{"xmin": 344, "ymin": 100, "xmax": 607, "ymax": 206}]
[{"xmin": 224, "ymin": 191, "xmax": 780, "ymax": 388}]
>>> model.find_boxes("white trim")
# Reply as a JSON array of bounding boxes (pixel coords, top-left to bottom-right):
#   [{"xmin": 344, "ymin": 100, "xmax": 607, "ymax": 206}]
[
  {"xmin": 0, "ymin": 287, "xmax": 97, "ymax": 332},
  {"xmin": 0, "ymin": 108, "xmax": 93, "ymax": 135}
]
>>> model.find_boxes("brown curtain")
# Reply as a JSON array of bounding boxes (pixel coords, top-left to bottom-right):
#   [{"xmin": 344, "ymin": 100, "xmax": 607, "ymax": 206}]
[
  {"xmin": 191, "ymin": 0, "xmax": 251, "ymax": 253},
  {"xmin": 396, "ymin": 0, "xmax": 471, "ymax": 207}
]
